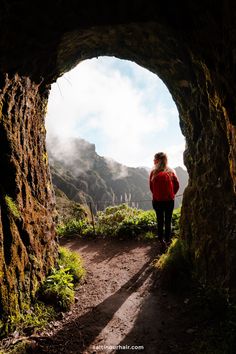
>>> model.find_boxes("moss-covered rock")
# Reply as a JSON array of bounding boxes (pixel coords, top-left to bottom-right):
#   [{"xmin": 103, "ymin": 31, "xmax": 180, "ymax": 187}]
[{"xmin": 0, "ymin": 74, "xmax": 57, "ymax": 322}]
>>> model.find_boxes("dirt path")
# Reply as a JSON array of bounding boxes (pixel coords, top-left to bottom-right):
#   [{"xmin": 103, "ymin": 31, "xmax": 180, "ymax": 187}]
[{"xmin": 33, "ymin": 239, "xmax": 196, "ymax": 354}]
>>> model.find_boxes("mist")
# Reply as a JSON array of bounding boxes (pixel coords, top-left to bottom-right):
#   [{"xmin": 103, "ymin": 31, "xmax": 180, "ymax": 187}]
[
  {"xmin": 46, "ymin": 133, "xmax": 130, "ymax": 180},
  {"xmin": 45, "ymin": 57, "xmax": 185, "ymax": 170}
]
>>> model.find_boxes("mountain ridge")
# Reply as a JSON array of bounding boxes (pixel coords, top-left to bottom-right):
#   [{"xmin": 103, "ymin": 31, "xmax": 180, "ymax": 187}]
[{"xmin": 47, "ymin": 136, "xmax": 188, "ymax": 210}]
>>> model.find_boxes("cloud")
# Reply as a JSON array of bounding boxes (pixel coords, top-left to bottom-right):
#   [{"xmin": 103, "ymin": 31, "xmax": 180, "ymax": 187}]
[
  {"xmin": 165, "ymin": 143, "xmax": 186, "ymax": 169},
  {"xmin": 46, "ymin": 57, "xmax": 185, "ymax": 168}
]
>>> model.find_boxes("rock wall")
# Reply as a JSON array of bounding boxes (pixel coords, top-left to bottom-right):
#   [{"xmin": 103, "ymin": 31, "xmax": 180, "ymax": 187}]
[
  {"xmin": 0, "ymin": 74, "xmax": 57, "ymax": 319},
  {"xmin": 179, "ymin": 71, "xmax": 236, "ymax": 290}
]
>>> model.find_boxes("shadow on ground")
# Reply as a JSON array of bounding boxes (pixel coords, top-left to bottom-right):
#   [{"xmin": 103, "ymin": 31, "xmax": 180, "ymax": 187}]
[
  {"xmin": 32, "ymin": 239, "xmax": 196, "ymax": 354},
  {"xmin": 60, "ymin": 237, "xmax": 158, "ymax": 264},
  {"xmin": 34, "ymin": 258, "xmax": 156, "ymax": 353}
]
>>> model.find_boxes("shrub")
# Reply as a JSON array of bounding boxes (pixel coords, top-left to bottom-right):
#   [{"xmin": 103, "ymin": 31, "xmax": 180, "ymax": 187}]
[
  {"xmin": 95, "ymin": 204, "xmax": 157, "ymax": 239},
  {"xmin": 40, "ymin": 247, "xmax": 85, "ymax": 311},
  {"xmin": 56, "ymin": 218, "xmax": 94, "ymax": 238},
  {"xmin": 172, "ymin": 207, "xmax": 181, "ymax": 235},
  {"xmin": 56, "ymin": 219, "xmax": 85, "ymax": 236},
  {"xmin": 58, "ymin": 247, "xmax": 85, "ymax": 283},
  {"xmin": 41, "ymin": 267, "xmax": 75, "ymax": 311},
  {"xmin": 57, "ymin": 204, "xmax": 181, "ymax": 240},
  {"xmin": 155, "ymin": 237, "xmax": 191, "ymax": 292}
]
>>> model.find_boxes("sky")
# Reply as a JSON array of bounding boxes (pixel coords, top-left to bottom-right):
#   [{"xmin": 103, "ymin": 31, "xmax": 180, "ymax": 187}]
[{"xmin": 46, "ymin": 56, "xmax": 186, "ymax": 168}]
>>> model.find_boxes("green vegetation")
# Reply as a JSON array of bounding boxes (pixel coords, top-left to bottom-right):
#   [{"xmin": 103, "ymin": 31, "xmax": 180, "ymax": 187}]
[
  {"xmin": 0, "ymin": 248, "xmax": 85, "ymax": 343},
  {"xmin": 154, "ymin": 233, "xmax": 236, "ymax": 353},
  {"xmin": 0, "ymin": 302, "xmax": 55, "ymax": 339},
  {"xmin": 57, "ymin": 204, "xmax": 181, "ymax": 241},
  {"xmin": 41, "ymin": 268, "xmax": 75, "ymax": 311},
  {"xmin": 155, "ymin": 236, "xmax": 192, "ymax": 292},
  {"xmin": 95, "ymin": 204, "xmax": 157, "ymax": 238},
  {"xmin": 54, "ymin": 187, "xmax": 88, "ymax": 225},
  {"xmin": 5, "ymin": 196, "xmax": 20, "ymax": 219},
  {"xmin": 40, "ymin": 247, "xmax": 85, "ymax": 311},
  {"xmin": 58, "ymin": 247, "xmax": 85, "ymax": 282},
  {"xmin": 0, "ymin": 340, "xmax": 33, "ymax": 354},
  {"xmin": 57, "ymin": 218, "xmax": 94, "ymax": 238},
  {"xmin": 171, "ymin": 207, "xmax": 181, "ymax": 235}
]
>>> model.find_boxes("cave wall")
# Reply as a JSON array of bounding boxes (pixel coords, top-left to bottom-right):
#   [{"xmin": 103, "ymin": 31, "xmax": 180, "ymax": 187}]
[
  {"xmin": 0, "ymin": 0, "xmax": 235, "ymax": 317},
  {"xmin": 0, "ymin": 74, "xmax": 57, "ymax": 318}
]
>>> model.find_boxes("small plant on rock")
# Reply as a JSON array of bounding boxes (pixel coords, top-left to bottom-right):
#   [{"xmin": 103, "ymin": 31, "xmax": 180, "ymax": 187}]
[
  {"xmin": 41, "ymin": 267, "xmax": 74, "ymax": 311},
  {"xmin": 155, "ymin": 237, "xmax": 192, "ymax": 292},
  {"xmin": 40, "ymin": 247, "xmax": 85, "ymax": 311},
  {"xmin": 5, "ymin": 195, "xmax": 20, "ymax": 219},
  {"xmin": 58, "ymin": 247, "xmax": 85, "ymax": 283}
]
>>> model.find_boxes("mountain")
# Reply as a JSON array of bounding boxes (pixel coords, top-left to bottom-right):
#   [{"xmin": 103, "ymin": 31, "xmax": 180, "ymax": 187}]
[{"xmin": 47, "ymin": 136, "xmax": 188, "ymax": 211}]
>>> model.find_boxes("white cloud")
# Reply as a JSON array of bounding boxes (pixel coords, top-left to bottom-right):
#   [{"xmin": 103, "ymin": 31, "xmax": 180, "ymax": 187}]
[
  {"xmin": 165, "ymin": 143, "xmax": 186, "ymax": 169},
  {"xmin": 46, "ymin": 57, "xmax": 185, "ymax": 168}
]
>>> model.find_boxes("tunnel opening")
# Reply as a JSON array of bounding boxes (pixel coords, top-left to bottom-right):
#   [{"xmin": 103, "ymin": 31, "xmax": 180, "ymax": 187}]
[
  {"xmin": 45, "ymin": 56, "xmax": 187, "ymax": 218},
  {"xmin": 43, "ymin": 15, "xmax": 236, "ymax": 294}
]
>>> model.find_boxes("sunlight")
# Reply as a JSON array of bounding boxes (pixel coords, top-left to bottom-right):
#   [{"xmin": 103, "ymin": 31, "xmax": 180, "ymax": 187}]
[{"xmin": 46, "ymin": 56, "xmax": 185, "ymax": 169}]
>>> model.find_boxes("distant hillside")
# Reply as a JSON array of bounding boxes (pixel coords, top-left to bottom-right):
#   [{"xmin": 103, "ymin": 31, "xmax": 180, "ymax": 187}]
[{"xmin": 47, "ymin": 136, "xmax": 188, "ymax": 211}]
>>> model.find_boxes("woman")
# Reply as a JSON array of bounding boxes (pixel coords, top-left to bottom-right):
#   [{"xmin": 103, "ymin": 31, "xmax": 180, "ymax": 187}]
[{"xmin": 149, "ymin": 152, "xmax": 179, "ymax": 249}]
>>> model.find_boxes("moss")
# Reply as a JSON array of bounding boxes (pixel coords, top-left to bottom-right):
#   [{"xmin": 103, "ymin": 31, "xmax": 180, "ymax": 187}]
[
  {"xmin": 58, "ymin": 246, "xmax": 86, "ymax": 283},
  {"xmin": 1, "ymin": 340, "xmax": 33, "ymax": 354},
  {"xmin": 0, "ymin": 101, "xmax": 3, "ymax": 119},
  {"xmin": 42, "ymin": 152, "xmax": 48, "ymax": 164},
  {"xmin": 2, "ymin": 302, "xmax": 55, "ymax": 338},
  {"xmin": 0, "ymin": 320, "xmax": 4, "ymax": 336},
  {"xmin": 155, "ymin": 237, "xmax": 192, "ymax": 292},
  {"xmin": 5, "ymin": 196, "xmax": 20, "ymax": 219}
]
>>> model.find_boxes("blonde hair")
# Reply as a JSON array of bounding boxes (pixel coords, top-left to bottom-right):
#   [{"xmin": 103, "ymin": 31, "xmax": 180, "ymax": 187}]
[{"xmin": 152, "ymin": 152, "xmax": 168, "ymax": 179}]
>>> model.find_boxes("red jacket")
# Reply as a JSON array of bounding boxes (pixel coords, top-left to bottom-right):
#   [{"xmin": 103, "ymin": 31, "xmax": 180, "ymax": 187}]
[{"xmin": 149, "ymin": 168, "xmax": 179, "ymax": 201}]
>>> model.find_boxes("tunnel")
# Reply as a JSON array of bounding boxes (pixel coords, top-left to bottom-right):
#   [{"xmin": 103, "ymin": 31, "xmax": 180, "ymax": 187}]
[{"xmin": 0, "ymin": 0, "xmax": 235, "ymax": 318}]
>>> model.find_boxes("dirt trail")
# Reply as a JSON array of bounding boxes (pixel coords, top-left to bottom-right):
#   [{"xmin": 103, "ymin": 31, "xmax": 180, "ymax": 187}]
[{"xmin": 34, "ymin": 239, "xmax": 195, "ymax": 354}]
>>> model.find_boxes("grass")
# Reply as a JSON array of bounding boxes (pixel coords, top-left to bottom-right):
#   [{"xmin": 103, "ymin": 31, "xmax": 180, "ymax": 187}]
[
  {"xmin": 0, "ymin": 341, "xmax": 33, "ymax": 354},
  {"xmin": 155, "ymin": 237, "xmax": 192, "ymax": 292},
  {"xmin": 58, "ymin": 247, "xmax": 85, "ymax": 283},
  {"xmin": 0, "ymin": 247, "xmax": 85, "ymax": 342},
  {"xmin": 5, "ymin": 196, "xmax": 20, "ymax": 219},
  {"xmin": 0, "ymin": 301, "xmax": 56, "ymax": 339}
]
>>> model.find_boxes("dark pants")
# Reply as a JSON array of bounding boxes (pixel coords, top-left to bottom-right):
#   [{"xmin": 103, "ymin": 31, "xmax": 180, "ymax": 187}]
[{"xmin": 152, "ymin": 200, "xmax": 174, "ymax": 242}]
